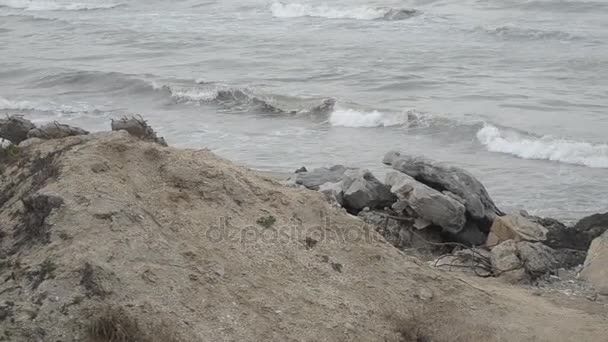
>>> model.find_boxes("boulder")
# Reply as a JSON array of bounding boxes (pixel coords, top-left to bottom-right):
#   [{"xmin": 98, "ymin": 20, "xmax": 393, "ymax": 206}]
[
  {"xmin": 527, "ymin": 215, "xmax": 589, "ymax": 250},
  {"xmin": 27, "ymin": 122, "xmax": 89, "ymax": 140},
  {"xmin": 294, "ymin": 165, "xmax": 349, "ymax": 190},
  {"xmin": 340, "ymin": 169, "xmax": 395, "ymax": 212},
  {"xmin": 574, "ymin": 212, "xmax": 608, "ymax": 243},
  {"xmin": 491, "ymin": 240, "xmax": 527, "ymax": 284},
  {"xmin": 516, "ymin": 242, "xmax": 558, "ymax": 278},
  {"xmin": 0, "ymin": 115, "xmax": 35, "ymax": 144},
  {"xmin": 111, "ymin": 115, "xmax": 167, "ymax": 146},
  {"xmin": 581, "ymin": 230, "xmax": 608, "ymax": 295},
  {"xmin": 385, "ymin": 171, "xmax": 466, "ymax": 234},
  {"xmin": 318, "ymin": 181, "xmax": 344, "ymax": 207},
  {"xmin": 486, "ymin": 214, "xmax": 548, "ymax": 247},
  {"xmin": 383, "ymin": 151, "xmax": 502, "ymax": 227}
]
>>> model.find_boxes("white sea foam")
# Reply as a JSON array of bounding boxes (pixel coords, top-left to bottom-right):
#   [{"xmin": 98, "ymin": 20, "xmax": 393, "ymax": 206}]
[
  {"xmin": 0, "ymin": 0, "xmax": 123, "ymax": 11},
  {"xmin": 477, "ymin": 124, "xmax": 608, "ymax": 168},
  {"xmin": 329, "ymin": 108, "xmax": 406, "ymax": 127},
  {"xmin": 271, "ymin": 2, "xmax": 389, "ymax": 20},
  {"xmin": 153, "ymin": 83, "xmax": 218, "ymax": 103}
]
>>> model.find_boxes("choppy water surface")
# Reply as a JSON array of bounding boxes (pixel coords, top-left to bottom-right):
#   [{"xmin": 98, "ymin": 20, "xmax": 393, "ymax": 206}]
[{"xmin": 1, "ymin": 0, "xmax": 607, "ymax": 221}]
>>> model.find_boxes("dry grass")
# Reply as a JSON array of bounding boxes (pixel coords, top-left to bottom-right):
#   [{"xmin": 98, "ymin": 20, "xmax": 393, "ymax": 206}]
[{"xmin": 87, "ymin": 306, "xmax": 184, "ymax": 342}]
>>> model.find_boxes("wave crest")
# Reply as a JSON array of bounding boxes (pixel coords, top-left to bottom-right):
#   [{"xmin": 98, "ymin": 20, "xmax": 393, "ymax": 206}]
[
  {"xmin": 477, "ymin": 124, "xmax": 608, "ymax": 168},
  {"xmin": 477, "ymin": 25, "xmax": 577, "ymax": 41},
  {"xmin": 270, "ymin": 2, "xmax": 417, "ymax": 21}
]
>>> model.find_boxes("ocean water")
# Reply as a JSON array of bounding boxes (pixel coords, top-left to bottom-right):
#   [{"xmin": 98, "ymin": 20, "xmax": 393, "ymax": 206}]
[{"xmin": 1, "ymin": 0, "xmax": 607, "ymax": 222}]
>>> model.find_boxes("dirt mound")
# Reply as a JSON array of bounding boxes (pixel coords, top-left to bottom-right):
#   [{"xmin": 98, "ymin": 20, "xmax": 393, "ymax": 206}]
[{"xmin": 0, "ymin": 131, "xmax": 606, "ymax": 341}]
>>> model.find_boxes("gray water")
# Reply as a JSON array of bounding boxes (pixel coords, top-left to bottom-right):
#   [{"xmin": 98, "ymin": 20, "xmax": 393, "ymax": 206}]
[{"xmin": 1, "ymin": 0, "xmax": 607, "ymax": 222}]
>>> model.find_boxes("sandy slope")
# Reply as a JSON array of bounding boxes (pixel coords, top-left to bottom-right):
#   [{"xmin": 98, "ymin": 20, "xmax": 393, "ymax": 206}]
[{"xmin": 0, "ymin": 131, "xmax": 606, "ymax": 341}]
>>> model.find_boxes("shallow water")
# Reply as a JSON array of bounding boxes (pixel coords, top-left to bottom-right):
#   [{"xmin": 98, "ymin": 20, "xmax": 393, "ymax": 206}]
[{"xmin": 1, "ymin": 0, "xmax": 607, "ymax": 221}]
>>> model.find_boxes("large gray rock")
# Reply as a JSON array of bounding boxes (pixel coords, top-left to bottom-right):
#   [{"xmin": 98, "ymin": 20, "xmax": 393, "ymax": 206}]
[
  {"xmin": 340, "ymin": 169, "xmax": 395, "ymax": 212},
  {"xmin": 294, "ymin": 165, "xmax": 349, "ymax": 190},
  {"xmin": 516, "ymin": 242, "xmax": 558, "ymax": 277},
  {"xmin": 385, "ymin": 171, "xmax": 466, "ymax": 234},
  {"xmin": 318, "ymin": 181, "xmax": 344, "ymax": 207},
  {"xmin": 491, "ymin": 240, "xmax": 527, "ymax": 284},
  {"xmin": 27, "ymin": 122, "xmax": 88, "ymax": 140},
  {"xmin": 581, "ymin": 230, "xmax": 608, "ymax": 295},
  {"xmin": 0, "ymin": 115, "xmax": 35, "ymax": 144},
  {"xmin": 383, "ymin": 151, "xmax": 502, "ymax": 226}
]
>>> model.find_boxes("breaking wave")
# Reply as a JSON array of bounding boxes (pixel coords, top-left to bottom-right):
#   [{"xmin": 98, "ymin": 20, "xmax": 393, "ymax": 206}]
[
  {"xmin": 270, "ymin": 2, "xmax": 418, "ymax": 21},
  {"xmin": 477, "ymin": 124, "xmax": 608, "ymax": 168},
  {"xmin": 328, "ymin": 109, "xmax": 407, "ymax": 127},
  {"xmin": 0, "ymin": 0, "xmax": 124, "ymax": 11}
]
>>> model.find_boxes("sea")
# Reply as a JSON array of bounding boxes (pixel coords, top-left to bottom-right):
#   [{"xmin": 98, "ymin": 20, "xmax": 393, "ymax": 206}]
[{"xmin": 1, "ymin": 0, "xmax": 607, "ymax": 222}]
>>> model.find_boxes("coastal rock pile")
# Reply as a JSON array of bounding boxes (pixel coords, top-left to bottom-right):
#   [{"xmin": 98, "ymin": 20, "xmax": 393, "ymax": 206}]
[
  {"xmin": 294, "ymin": 150, "xmax": 606, "ymax": 285},
  {"xmin": 0, "ymin": 116, "xmax": 88, "ymax": 144}
]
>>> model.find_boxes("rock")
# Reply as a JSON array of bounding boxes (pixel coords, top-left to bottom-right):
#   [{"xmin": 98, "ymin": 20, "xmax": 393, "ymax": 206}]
[
  {"xmin": 581, "ymin": 230, "xmax": 608, "ymax": 295},
  {"xmin": 574, "ymin": 212, "xmax": 608, "ymax": 243},
  {"xmin": 528, "ymin": 216, "xmax": 590, "ymax": 250},
  {"xmin": 382, "ymin": 8, "xmax": 418, "ymax": 21},
  {"xmin": 447, "ymin": 220, "xmax": 487, "ymax": 247},
  {"xmin": 486, "ymin": 214, "xmax": 548, "ymax": 247},
  {"xmin": 553, "ymin": 248, "xmax": 587, "ymax": 269},
  {"xmin": 516, "ymin": 242, "xmax": 558, "ymax": 277},
  {"xmin": 294, "ymin": 165, "xmax": 349, "ymax": 190},
  {"xmin": 295, "ymin": 166, "xmax": 308, "ymax": 173},
  {"xmin": 383, "ymin": 151, "xmax": 501, "ymax": 227},
  {"xmin": 491, "ymin": 240, "xmax": 528, "ymax": 284},
  {"xmin": 0, "ymin": 115, "xmax": 36, "ymax": 144},
  {"xmin": 340, "ymin": 169, "xmax": 395, "ymax": 212},
  {"xmin": 27, "ymin": 122, "xmax": 89, "ymax": 140},
  {"xmin": 111, "ymin": 115, "xmax": 167, "ymax": 146},
  {"xmin": 318, "ymin": 181, "xmax": 344, "ymax": 207},
  {"xmin": 385, "ymin": 171, "xmax": 466, "ymax": 234}
]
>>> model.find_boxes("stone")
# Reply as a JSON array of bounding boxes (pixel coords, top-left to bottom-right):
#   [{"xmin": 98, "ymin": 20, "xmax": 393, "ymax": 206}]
[
  {"xmin": 295, "ymin": 166, "xmax": 307, "ymax": 173},
  {"xmin": 383, "ymin": 151, "xmax": 502, "ymax": 227},
  {"xmin": 385, "ymin": 171, "xmax": 466, "ymax": 234},
  {"xmin": 516, "ymin": 242, "xmax": 558, "ymax": 277},
  {"xmin": 318, "ymin": 181, "xmax": 344, "ymax": 207},
  {"xmin": 340, "ymin": 169, "xmax": 395, "ymax": 212},
  {"xmin": 0, "ymin": 115, "xmax": 36, "ymax": 144},
  {"xmin": 486, "ymin": 214, "xmax": 548, "ymax": 247},
  {"xmin": 528, "ymin": 215, "xmax": 590, "ymax": 250},
  {"xmin": 294, "ymin": 165, "xmax": 349, "ymax": 190},
  {"xmin": 490, "ymin": 240, "xmax": 528, "ymax": 284},
  {"xmin": 581, "ymin": 230, "xmax": 608, "ymax": 295},
  {"xmin": 27, "ymin": 122, "xmax": 89, "ymax": 140},
  {"xmin": 448, "ymin": 220, "xmax": 487, "ymax": 247},
  {"xmin": 553, "ymin": 248, "xmax": 587, "ymax": 269},
  {"xmin": 111, "ymin": 115, "xmax": 167, "ymax": 146},
  {"xmin": 574, "ymin": 212, "xmax": 608, "ymax": 244}
]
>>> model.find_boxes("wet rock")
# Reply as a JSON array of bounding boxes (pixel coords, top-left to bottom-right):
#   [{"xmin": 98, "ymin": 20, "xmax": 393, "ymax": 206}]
[
  {"xmin": 382, "ymin": 8, "xmax": 418, "ymax": 21},
  {"xmin": 0, "ymin": 115, "xmax": 36, "ymax": 144},
  {"xmin": 553, "ymin": 248, "xmax": 587, "ymax": 269},
  {"xmin": 340, "ymin": 169, "xmax": 395, "ymax": 212},
  {"xmin": 385, "ymin": 171, "xmax": 466, "ymax": 234},
  {"xmin": 581, "ymin": 230, "xmax": 608, "ymax": 295},
  {"xmin": 486, "ymin": 214, "xmax": 548, "ymax": 247},
  {"xmin": 295, "ymin": 166, "xmax": 308, "ymax": 173},
  {"xmin": 27, "ymin": 122, "xmax": 88, "ymax": 140},
  {"xmin": 574, "ymin": 212, "xmax": 608, "ymax": 245},
  {"xmin": 528, "ymin": 215, "xmax": 590, "ymax": 250},
  {"xmin": 383, "ymin": 151, "xmax": 502, "ymax": 228},
  {"xmin": 111, "ymin": 115, "xmax": 167, "ymax": 146},
  {"xmin": 294, "ymin": 165, "xmax": 350, "ymax": 190}
]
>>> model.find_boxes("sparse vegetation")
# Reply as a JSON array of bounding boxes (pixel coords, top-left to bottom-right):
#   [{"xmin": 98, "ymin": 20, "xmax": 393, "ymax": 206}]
[
  {"xmin": 87, "ymin": 306, "xmax": 184, "ymax": 342},
  {"xmin": 256, "ymin": 214, "xmax": 276, "ymax": 228}
]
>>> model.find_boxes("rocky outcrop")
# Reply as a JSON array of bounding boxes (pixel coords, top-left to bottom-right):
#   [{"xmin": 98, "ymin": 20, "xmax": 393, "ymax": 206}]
[
  {"xmin": 581, "ymin": 230, "xmax": 608, "ymax": 295},
  {"xmin": 385, "ymin": 171, "xmax": 465, "ymax": 234},
  {"xmin": 486, "ymin": 214, "xmax": 548, "ymax": 247},
  {"xmin": 27, "ymin": 122, "xmax": 89, "ymax": 140},
  {"xmin": 294, "ymin": 165, "xmax": 350, "ymax": 190},
  {"xmin": 111, "ymin": 115, "xmax": 167, "ymax": 146},
  {"xmin": 383, "ymin": 151, "xmax": 502, "ymax": 228},
  {"xmin": 0, "ymin": 115, "xmax": 36, "ymax": 144},
  {"xmin": 340, "ymin": 169, "xmax": 395, "ymax": 212}
]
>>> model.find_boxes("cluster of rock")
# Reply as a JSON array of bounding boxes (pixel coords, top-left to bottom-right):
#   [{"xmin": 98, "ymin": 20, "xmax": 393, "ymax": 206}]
[
  {"xmin": 292, "ymin": 151, "xmax": 608, "ymax": 289},
  {"xmin": 0, "ymin": 115, "xmax": 166, "ymax": 147}
]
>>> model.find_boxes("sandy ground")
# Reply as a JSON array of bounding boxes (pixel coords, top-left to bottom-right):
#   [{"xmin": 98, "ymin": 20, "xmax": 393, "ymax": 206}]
[{"xmin": 0, "ymin": 131, "xmax": 606, "ymax": 341}]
